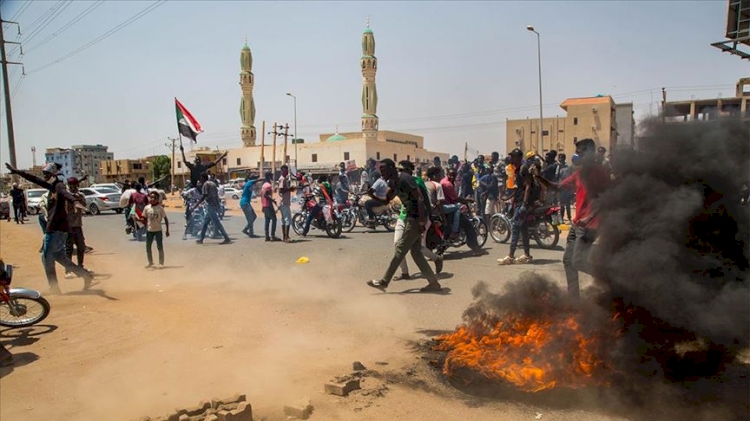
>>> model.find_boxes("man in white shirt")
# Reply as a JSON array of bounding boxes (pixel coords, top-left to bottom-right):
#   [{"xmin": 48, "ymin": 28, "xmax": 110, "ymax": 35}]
[{"xmin": 364, "ymin": 172, "xmax": 389, "ymax": 227}]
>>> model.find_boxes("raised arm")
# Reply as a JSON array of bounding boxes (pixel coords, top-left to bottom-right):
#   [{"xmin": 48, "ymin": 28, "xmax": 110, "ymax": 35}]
[
  {"xmin": 147, "ymin": 174, "xmax": 169, "ymax": 188},
  {"xmin": 5, "ymin": 163, "xmax": 53, "ymax": 190},
  {"xmin": 180, "ymin": 144, "xmax": 189, "ymax": 166},
  {"xmin": 206, "ymin": 151, "xmax": 228, "ymax": 169}
]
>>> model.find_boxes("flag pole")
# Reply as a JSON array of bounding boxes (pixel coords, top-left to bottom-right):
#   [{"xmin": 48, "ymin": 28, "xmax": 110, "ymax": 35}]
[{"xmin": 260, "ymin": 120, "xmax": 266, "ymax": 173}]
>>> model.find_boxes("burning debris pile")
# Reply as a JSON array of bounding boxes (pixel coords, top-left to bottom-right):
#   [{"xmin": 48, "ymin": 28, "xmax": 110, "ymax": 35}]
[{"xmin": 435, "ymin": 120, "xmax": 750, "ymax": 399}]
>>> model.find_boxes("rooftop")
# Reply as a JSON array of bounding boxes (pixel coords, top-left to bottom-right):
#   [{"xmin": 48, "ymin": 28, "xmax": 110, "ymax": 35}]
[{"xmin": 560, "ymin": 96, "xmax": 614, "ymax": 110}]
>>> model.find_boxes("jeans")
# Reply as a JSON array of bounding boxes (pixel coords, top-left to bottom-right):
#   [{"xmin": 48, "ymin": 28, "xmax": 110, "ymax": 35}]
[
  {"xmin": 563, "ymin": 225, "xmax": 598, "ymax": 301},
  {"xmin": 441, "ymin": 204, "xmax": 461, "ymax": 233},
  {"xmin": 509, "ymin": 205, "xmax": 530, "ymax": 257},
  {"xmin": 241, "ymin": 203, "xmax": 257, "ymax": 234},
  {"xmin": 13, "ymin": 203, "xmax": 23, "ymax": 223},
  {"xmin": 38, "ymin": 215, "xmax": 47, "ymax": 233},
  {"xmin": 560, "ymin": 193, "xmax": 573, "ymax": 221},
  {"xmin": 279, "ymin": 204, "xmax": 292, "ymax": 226},
  {"xmin": 383, "ymin": 218, "xmax": 438, "ymax": 285},
  {"xmin": 65, "ymin": 227, "xmax": 86, "ymax": 270},
  {"xmin": 395, "ymin": 218, "xmax": 440, "ymax": 274},
  {"xmin": 475, "ymin": 191, "xmax": 487, "ymax": 218},
  {"xmin": 199, "ymin": 204, "xmax": 229, "ymax": 241},
  {"xmin": 42, "ymin": 231, "xmax": 90, "ymax": 287},
  {"xmin": 146, "ymin": 231, "xmax": 164, "ymax": 265},
  {"xmin": 303, "ymin": 204, "xmax": 323, "ymax": 235},
  {"xmin": 263, "ymin": 206, "xmax": 277, "ymax": 238}
]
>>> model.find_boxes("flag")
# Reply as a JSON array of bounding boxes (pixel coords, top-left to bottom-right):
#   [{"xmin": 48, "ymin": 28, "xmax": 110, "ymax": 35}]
[{"xmin": 175, "ymin": 98, "xmax": 203, "ymax": 142}]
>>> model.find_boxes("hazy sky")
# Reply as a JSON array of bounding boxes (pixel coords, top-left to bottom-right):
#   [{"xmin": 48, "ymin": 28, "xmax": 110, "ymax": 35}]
[{"xmin": 0, "ymin": 1, "xmax": 746, "ymax": 169}]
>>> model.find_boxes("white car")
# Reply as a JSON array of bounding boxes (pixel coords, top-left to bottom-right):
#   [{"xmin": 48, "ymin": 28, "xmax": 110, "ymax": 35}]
[
  {"xmin": 90, "ymin": 183, "xmax": 122, "ymax": 191},
  {"xmin": 79, "ymin": 188, "xmax": 123, "ymax": 215},
  {"xmin": 223, "ymin": 187, "xmax": 240, "ymax": 199},
  {"xmin": 25, "ymin": 189, "xmax": 47, "ymax": 215}
]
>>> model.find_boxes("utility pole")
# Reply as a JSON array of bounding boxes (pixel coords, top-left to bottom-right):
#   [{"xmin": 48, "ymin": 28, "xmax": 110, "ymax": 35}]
[
  {"xmin": 283, "ymin": 123, "xmax": 289, "ymax": 165},
  {"xmin": 166, "ymin": 137, "xmax": 178, "ymax": 194},
  {"xmin": 260, "ymin": 120, "xmax": 266, "ymax": 173},
  {"xmin": 0, "ymin": 11, "xmax": 23, "ymax": 178},
  {"xmin": 270, "ymin": 123, "xmax": 278, "ymax": 179},
  {"xmin": 661, "ymin": 87, "xmax": 667, "ymax": 123}
]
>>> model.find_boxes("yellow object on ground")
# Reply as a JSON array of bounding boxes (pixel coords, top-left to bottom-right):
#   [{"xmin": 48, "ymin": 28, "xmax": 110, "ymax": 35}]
[{"xmin": 296, "ymin": 256, "xmax": 310, "ymax": 264}]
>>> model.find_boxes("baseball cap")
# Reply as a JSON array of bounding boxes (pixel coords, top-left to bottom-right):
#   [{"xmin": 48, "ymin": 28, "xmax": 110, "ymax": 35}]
[{"xmin": 525, "ymin": 150, "xmax": 537, "ymax": 159}]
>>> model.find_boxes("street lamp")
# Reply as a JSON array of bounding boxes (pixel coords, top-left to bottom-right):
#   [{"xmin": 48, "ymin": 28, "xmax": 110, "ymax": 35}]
[
  {"xmin": 286, "ymin": 92, "xmax": 297, "ymax": 168},
  {"xmin": 527, "ymin": 25, "xmax": 544, "ymax": 153}
]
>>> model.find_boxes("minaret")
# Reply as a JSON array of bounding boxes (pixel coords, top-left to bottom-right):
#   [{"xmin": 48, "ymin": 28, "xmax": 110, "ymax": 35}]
[
  {"xmin": 239, "ymin": 39, "xmax": 256, "ymax": 147},
  {"xmin": 361, "ymin": 18, "xmax": 378, "ymax": 141}
]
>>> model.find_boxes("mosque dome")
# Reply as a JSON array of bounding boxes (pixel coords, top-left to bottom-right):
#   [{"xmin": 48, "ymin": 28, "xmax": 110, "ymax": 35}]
[{"xmin": 326, "ymin": 133, "xmax": 347, "ymax": 142}]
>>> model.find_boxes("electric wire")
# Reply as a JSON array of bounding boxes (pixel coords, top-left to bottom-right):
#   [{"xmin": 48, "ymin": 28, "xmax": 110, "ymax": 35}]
[
  {"xmin": 27, "ymin": 1, "xmax": 167, "ymax": 75},
  {"xmin": 25, "ymin": 1, "xmax": 106, "ymax": 54}
]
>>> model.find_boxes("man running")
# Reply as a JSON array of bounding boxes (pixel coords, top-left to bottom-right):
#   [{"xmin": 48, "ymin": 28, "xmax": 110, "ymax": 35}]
[
  {"xmin": 194, "ymin": 173, "xmax": 231, "ymax": 244},
  {"xmin": 5, "ymin": 162, "xmax": 94, "ymax": 294},
  {"xmin": 367, "ymin": 159, "xmax": 442, "ymax": 293},
  {"xmin": 240, "ymin": 174, "xmax": 259, "ymax": 237}
]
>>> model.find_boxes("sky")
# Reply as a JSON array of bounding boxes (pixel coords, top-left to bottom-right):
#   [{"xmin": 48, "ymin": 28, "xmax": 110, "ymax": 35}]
[{"xmin": 0, "ymin": 0, "xmax": 746, "ymax": 170}]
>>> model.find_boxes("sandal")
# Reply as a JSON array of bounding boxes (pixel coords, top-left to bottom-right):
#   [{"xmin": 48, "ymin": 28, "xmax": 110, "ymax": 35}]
[
  {"xmin": 515, "ymin": 255, "xmax": 533, "ymax": 264},
  {"xmin": 497, "ymin": 256, "xmax": 515, "ymax": 265},
  {"xmin": 393, "ymin": 273, "xmax": 411, "ymax": 281}
]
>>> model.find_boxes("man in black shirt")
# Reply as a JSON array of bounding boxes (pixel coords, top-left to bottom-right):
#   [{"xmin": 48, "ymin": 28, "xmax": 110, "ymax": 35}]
[
  {"xmin": 9, "ymin": 183, "xmax": 25, "ymax": 224},
  {"xmin": 367, "ymin": 160, "xmax": 442, "ymax": 293},
  {"xmin": 180, "ymin": 144, "xmax": 228, "ymax": 187},
  {"xmin": 5, "ymin": 162, "xmax": 94, "ymax": 294}
]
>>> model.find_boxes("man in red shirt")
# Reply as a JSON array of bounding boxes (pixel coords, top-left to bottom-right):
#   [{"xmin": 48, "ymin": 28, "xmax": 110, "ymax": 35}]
[{"xmin": 536, "ymin": 138, "xmax": 608, "ymax": 300}]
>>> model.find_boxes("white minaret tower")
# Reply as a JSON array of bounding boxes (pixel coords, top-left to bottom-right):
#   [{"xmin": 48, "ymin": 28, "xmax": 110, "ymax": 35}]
[
  {"xmin": 361, "ymin": 18, "xmax": 378, "ymax": 141},
  {"xmin": 240, "ymin": 39, "xmax": 257, "ymax": 147}
]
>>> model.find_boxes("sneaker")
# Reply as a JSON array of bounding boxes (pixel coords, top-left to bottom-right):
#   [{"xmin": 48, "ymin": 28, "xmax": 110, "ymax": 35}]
[
  {"xmin": 82, "ymin": 271, "xmax": 95, "ymax": 290},
  {"xmin": 497, "ymin": 256, "xmax": 515, "ymax": 265},
  {"xmin": 84, "ymin": 246, "xmax": 94, "ymax": 253},
  {"xmin": 47, "ymin": 285, "xmax": 62, "ymax": 295},
  {"xmin": 270, "ymin": 237, "xmax": 281, "ymax": 242},
  {"xmin": 265, "ymin": 237, "xmax": 271, "ymax": 242},
  {"xmin": 435, "ymin": 256, "xmax": 444, "ymax": 274},
  {"xmin": 393, "ymin": 273, "xmax": 411, "ymax": 281},
  {"xmin": 64, "ymin": 272, "xmax": 75, "ymax": 279},
  {"xmin": 420, "ymin": 283, "xmax": 443, "ymax": 293},
  {"xmin": 195, "ymin": 239, "xmax": 203, "ymax": 244},
  {"xmin": 241, "ymin": 228, "xmax": 248, "ymax": 235},
  {"xmin": 515, "ymin": 255, "xmax": 533, "ymax": 264},
  {"xmin": 366, "ymin": 279, "xmax": 389, "ymax": 292},
  {"xmin": 145, "ymin": 263, "xmax": 154, "ymax": 269},
  {"xmin": 156, "ymin": 264, "xmax": 164, "ymax": 269},
  {"xmin": 219, "ymin": 239, "xmax": 232, "ymax": 245}
]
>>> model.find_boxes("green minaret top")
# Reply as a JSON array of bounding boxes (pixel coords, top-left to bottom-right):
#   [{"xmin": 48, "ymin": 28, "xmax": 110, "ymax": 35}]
[
  {"xmin": 363, "ymin": 16, "xmax": 373, "ymax": 34},
  {"xmin": 242, "ymin": 37, "xmax": 250, "ymax": 50}
]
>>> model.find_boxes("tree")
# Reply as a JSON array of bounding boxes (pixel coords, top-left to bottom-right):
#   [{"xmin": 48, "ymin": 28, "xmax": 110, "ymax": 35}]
[{"xmin": 150, "ymin": 155, "xmax": 171, "ymax": 188}]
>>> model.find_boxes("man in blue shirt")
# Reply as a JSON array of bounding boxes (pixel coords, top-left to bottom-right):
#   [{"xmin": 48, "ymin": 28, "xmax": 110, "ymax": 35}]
[{"xmin": 240, "ymin": 173, "xmax": 259, "ymax": 237}]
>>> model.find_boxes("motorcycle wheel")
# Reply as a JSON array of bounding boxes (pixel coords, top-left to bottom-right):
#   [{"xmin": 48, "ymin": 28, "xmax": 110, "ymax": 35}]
[
  {"xmin": 343, "ymin": 209, "xmax": 357, "ymax": 233},
  {"xmin": 534, "ymin": 221, "xmax": 560, "ymax": 249},
  {"xmin": 0, "ymin": 296, "xmax": 51, "ymax": 327},
  {"xmin": 382, "ymin": 210, "xmax": 397, "ymax": 232},
  {"xmin": 489, "ymin": 214, "xmax": 511, "ymax": 243},
  {"xmin": 474, "ymin": 218, "xmax": 488, "ymax": 248},
  {"xmin": 326, "ymin": 219, "xmax": 343, "ymax": 238},
  {"xmin": 291, "ymin": 213, "xmax": 305, "ymax": 236}
]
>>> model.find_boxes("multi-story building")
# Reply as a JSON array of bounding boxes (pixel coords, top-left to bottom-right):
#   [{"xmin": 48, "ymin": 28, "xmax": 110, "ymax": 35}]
[
  {"xmin": 664, "ymin": 78, "xmax": 749, "ymax": 123},
  {"xmin": 45, "ymin": 144, "xmax": 113, "ymax": 182},
  {"xmin": 100, "ymin": 159, "xmax": 151, "ymax": 183},
  {"xmin": 506, "ymin": 96, "xmax": 634, "ymax": 158}
]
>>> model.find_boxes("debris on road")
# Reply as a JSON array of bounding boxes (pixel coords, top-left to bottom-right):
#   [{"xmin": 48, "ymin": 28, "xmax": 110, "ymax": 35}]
[{"xmin": 283, "ymin": 396, "xmax": 313, "ymax": 420}]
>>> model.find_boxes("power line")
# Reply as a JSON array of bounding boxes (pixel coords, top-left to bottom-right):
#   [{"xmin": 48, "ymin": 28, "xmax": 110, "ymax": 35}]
[
  {"xmin": 9, "ymin": 0, "xmax": 33, "ymax": 22},
  {"xmin": 21, "ymin": 1, "xmax": 65, "ymax": 34},
  {"xmin": 25, "ymin": 1, "xmax": 105, "ymax": 54},
  {"xmin": 17, "ymin": 0, "xmax": 73, "ymax": 47},
  {"xmin": 27, "ymin": 0, "xmax": 167, "ymax": 75}
]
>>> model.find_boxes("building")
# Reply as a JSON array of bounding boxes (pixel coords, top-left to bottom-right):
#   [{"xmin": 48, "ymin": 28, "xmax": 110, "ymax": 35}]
[
  {"xmin": 44, "ymin": 144, "xmax": 113, "ymax": 182},
  {"xmin": 664, "ymin": 78, "xmax": 749, "ymax": 122},
  {"xmin": 615, "ymin": 103, "xmax": 636, "ymax": 148},
  {"xmin": 226, "ymin": 21, "xmax": 448, "ymax": 178},
  {"xmin": 506, "ymin": 96, "xmax": 633, "ymax": 157},
  {"xmin": 100, "ymin": 159, "xmax": 151, "ymax": 183}
]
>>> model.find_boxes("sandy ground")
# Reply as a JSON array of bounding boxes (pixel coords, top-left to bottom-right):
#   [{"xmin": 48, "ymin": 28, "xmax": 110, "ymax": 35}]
[{"xmin": 0, "ymin": 211, "xmax": 744, "ymax": 421}]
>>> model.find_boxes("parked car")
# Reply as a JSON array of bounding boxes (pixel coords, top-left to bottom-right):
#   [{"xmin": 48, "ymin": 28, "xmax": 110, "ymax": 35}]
[
  {"xmin": 0, "ymin": 194, "xmax": 10, "ymax": 221},
  {"xmin": 79, "ymin": 188, "xmax": 123, "ymax": 215},
  {"xmin": 90, "ymin": 183, "xmax": 122, "ymax": 191},
  {"xmin": 223, "ymin": 187, "xmax": 240, "ymax": 200},
  {"xmin": 25, "ymin": 189, "xmax": 47, "ymax": 215}
]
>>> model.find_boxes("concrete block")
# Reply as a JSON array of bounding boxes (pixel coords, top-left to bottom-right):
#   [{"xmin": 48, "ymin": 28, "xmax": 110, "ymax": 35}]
[
  {"xmin": 216, "ymin": 410, "xmax": 230, "ymax": 421},
  {"xmin": 211, "ymin": 394, "xmax": 246, "ymax": 409},
  {"xmin": 204, "ymin": 416, "xmax": 219, "ymax": 421},
  {"xmin": 178, "ymin": 415, "xmax": 189, "ymax": 421},
  {"xmin": 215, "ymin": 402, "xmax": 252, "ymax": 421},
  {"xmin": 185, "ymin": 401, "xmax": 211, "ymax": 416},
  {"xmin": 283, "ymin": 397, "xmax": 313, "ymax": 419},
  {"xmin": 324, "ymin": 378, "xmax": 361, "ymax": 396},
  {"xmin": 352, "ymin": 361, "xmax": 367, "ymax": 371}
]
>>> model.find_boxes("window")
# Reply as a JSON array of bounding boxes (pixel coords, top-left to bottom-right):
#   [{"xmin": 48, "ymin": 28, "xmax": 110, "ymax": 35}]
[
  {"xmin": 177, "ymin": 162, "xmax": 182, "ymax": 169},
  {"xmin": 344, "ymin": 152, "xmax": 350, "ymax": 161},
  {"xmin": 236, "ymin": 158, "xmax": 241, "ymax": 166},
  {"xmin": 573, "ymin": 137, "xmax": 578, "ymax": 143},
  {"xmin": 312, "ymin": 154, "xmax": 318, "ymax": 163},
  {"xmin": 286, "ymin": 155, "xmax": 290, "ymax": 163},
  {"xmin": 222, "ymin": 158, "xmax": 227, "ymax": 165},
  {"xmin": 407, "ymin": 155, "xmax": 410, "ymax": 161},
  {"xmin": 573, "ymin": 118, "xmax": 578, "ymax": 125},
  {"xmin": 133, "ymin": 163, "xmax": 143, "ymax": 170},
  {"xmin": 393, "ymin": 153, "xmax": 397, "ymax": 161},
  {"xmin": 376, "ymin": 152, "xmax": 380, "ymax": 160}
]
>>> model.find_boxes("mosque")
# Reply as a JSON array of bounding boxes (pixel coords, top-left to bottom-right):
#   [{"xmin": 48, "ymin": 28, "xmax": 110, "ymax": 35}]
[{"xmin": 225, "ymin": 21, "xmax": 449, "ymax": 178}]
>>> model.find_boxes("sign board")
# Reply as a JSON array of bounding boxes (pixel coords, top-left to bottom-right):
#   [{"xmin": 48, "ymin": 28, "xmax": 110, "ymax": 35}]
[{"xmin": 345, "ymin": 160, "xmax": 357, "ymax": 171}]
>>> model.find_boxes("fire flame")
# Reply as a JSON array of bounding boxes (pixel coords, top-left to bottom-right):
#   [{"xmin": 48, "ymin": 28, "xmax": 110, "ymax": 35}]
[{"xmin": 435, "ymin": 313, "xmax": 613, "ymax": 392}]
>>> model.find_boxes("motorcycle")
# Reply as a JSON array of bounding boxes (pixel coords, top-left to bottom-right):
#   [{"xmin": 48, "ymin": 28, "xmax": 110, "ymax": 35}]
[
  {"xmin": 426, "ymin": 201, "xmax": 488, "ymax": 255},
  {"xmin": 0, "ymin": 263, "xmax": 51, "ymax": 328},
  {"xmin": 291, "ymin": 195, "xmax": 342, "ymax": 238},
  {"xmin": 489, "ymin": 204, "xmax": 561, "ymax": 249},
  {"xmin": 186, "ymin": 202, "xmax": 221, "ymax": 239},
  {"xmin": 338, "ymin": 193, "xmax": 398, "ymax": 232}
]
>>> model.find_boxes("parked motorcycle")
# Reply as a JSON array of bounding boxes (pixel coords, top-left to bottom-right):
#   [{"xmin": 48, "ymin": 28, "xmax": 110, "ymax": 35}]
[
  {"xmin": 489, "ymin": 204, "xmax": 561, "ymax": 249},
  {"xmin": 0, "ymin": 263, "xmax": 51, "ymax": 328},
  {"xmin": 291, "ymin": 195, "xmax": 342, "ymax": 238},
  {"xmin": 426, "ymin": 202, "xmax": 488, "ymax": 255},
  {"xmin": 338, "ymin": 193, "xmax": 398, "ymax": 232}
]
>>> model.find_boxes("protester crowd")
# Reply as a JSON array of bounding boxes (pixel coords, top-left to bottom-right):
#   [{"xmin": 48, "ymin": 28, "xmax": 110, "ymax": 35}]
[{"xmin": 3, "ymin": 138, "xmax": 621, "ymax": 299}]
